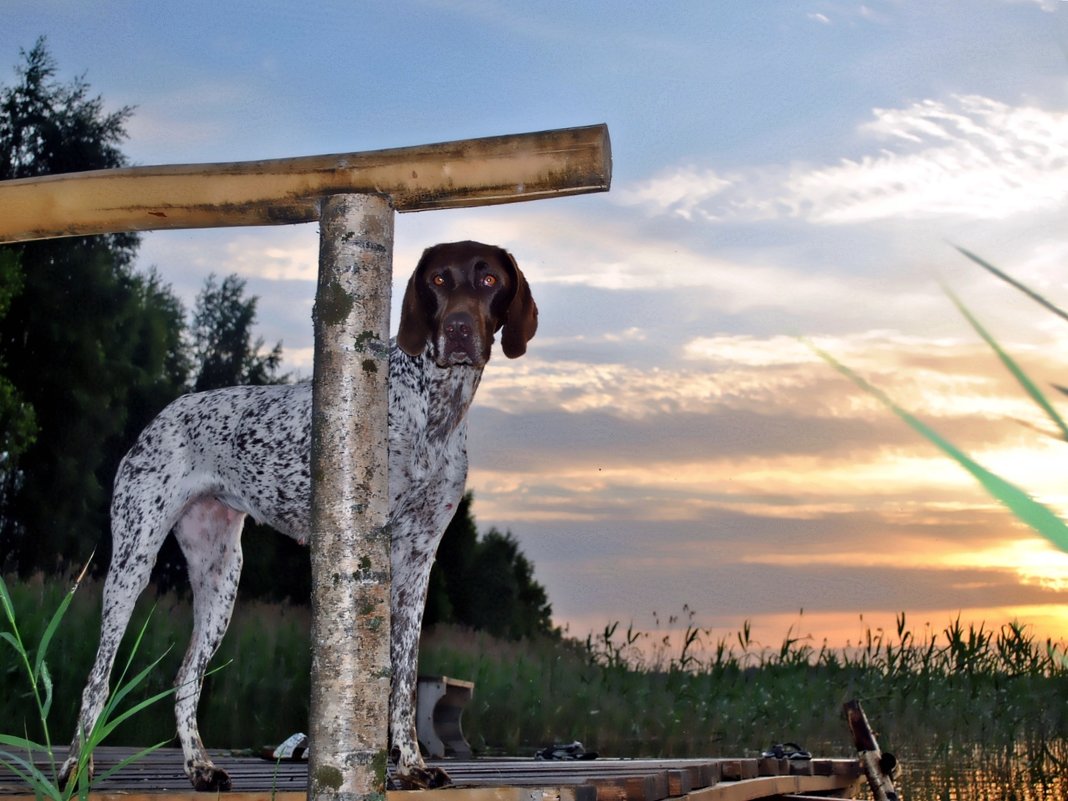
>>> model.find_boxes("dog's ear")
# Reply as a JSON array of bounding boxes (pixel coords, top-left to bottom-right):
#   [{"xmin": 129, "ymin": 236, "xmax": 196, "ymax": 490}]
[
  {"xmin": 397, "ymin": 247, "xmax": 434, "ymax": 356},
  {"xmin": 499, "ymin": 249, "xmax": 538, "ymax": 359}
]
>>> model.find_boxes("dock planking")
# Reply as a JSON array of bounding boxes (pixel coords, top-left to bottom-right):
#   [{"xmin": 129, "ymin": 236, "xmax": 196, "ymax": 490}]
[{"xmin": 0, "ymin": 747, "xmax": 861, "ymax": 801}]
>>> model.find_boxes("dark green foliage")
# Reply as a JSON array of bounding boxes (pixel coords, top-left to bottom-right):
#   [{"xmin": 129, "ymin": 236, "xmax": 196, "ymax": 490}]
[
  {"xmin": 3, "ymin": 577, "xmax": 1067, "ymax": 800},
  {"xmin": 0, "ymin": 239, "xmax": 189, "ymax": 575},
  {"xmin": 424, "ymin": 493, "xmax": 479, "ymax": 626},
  {"xmin": 0, "ymin": 39, "xmax": 190, "ymax": 576},
  {"xmin": 0, "ymin": 37, "xmax": 132, "ymax": 182},
  {"xmin": 0, "ymin": 251, "xmax": 35, "ymax": 478},
  {"xmin": 189, "ymin": 273, "xmax": 285, "ymax": 392},
  {"xmin": 425, "ymin": 492, "xmax": 555, "ymax": 640}
]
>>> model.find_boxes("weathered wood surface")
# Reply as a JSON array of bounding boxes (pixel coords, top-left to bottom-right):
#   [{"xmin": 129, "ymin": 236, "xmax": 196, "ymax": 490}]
[
  {"xmin": 844, "ymin": 699, "xmax": 899, "ymax": 801},
  {"xmin": 307, "ymin": 194, "xmax": 394, "ymax": 799},
  {"xmin": 0, "ymin": 748, "xmax": 862, "ymax": 801},
  {"xmin": 0, "ymin": 124, "xmax": 611, "ymax": 243}
]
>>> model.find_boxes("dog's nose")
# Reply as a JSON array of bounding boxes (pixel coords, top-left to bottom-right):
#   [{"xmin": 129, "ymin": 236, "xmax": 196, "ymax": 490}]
[{"xmin": 444, "ymin": 312, "xmax": 474, "ymax": 343}]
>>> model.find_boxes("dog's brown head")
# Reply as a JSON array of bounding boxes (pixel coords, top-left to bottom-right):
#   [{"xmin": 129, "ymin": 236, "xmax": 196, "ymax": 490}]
[{"xmin": 397, "ymin": 241, "xmax": 538, "ymax": 368}]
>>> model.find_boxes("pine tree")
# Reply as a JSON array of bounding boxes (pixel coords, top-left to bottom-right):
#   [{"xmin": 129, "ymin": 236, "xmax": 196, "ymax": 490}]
[{"xmin": 0, "ymin": 39, "xmax": 188, "ymax": 574}]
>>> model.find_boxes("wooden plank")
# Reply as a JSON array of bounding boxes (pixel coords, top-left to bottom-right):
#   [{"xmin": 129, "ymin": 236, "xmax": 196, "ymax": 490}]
[
  {"xmin": 1, "ymin": 790, "xmax": 598, "ymax": 801},
  {"xmin": 683, "ymin": 774, "xmax": 859, "ymax": 801},
  {"xmin": 0, "ymin": 124, "xmax": 611, "ymax": 243},
  {"xmin": 0, "ymin": 751, "xmax": 861, "ymax": 801},
  {"xmin": 589, "ymin": 773, "xmax": 662, "ymax": 801}
]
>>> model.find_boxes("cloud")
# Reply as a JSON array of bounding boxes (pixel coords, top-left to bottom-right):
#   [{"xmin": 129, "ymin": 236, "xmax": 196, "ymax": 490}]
[
  {"xmin": 218, "ymin": 233, "xmax": 319, "ymax": 282},
  {"xmin": 619, "ymin": 95, "xmax": 1068, "ymax": 225},
  {"xmin": 614, "ymin": 167, "xmax": 733, "ymax": 222},
  {"xmin": 1001, "ymin": 0, "xmax": 1064, "ymax": 11}
]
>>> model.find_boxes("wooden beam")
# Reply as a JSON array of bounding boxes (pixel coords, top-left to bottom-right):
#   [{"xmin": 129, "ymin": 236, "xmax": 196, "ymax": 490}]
[
  {"xmin": 844, "ymin": 700, "xmax": 899, "ymax": 801},
  {"xmin": 0, "ymin": 124, "xmax": 611, "ymax": 243}
]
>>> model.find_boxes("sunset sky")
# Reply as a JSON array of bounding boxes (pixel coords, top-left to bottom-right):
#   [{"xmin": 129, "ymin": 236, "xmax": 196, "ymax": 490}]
[{"xmin": 4, "ymin": 1, "xmax": 1068, "ymax": 653}]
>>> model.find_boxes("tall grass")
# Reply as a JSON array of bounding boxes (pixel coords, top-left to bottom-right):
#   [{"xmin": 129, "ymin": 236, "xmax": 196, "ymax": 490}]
[
  {"xmin": 4, "ymin": 574, "xmax": 1066, "ymax": 797},
  {"xmin": 4, "ymin": 575, "xmax": 1065, "ymax": 761},
  {"xmin": 0, "ymin": 570, "xmax": 175, "ymax": 800},
  {"xmin": 420, "ymin": 609, "xmax": 1068, "ymax": 760},
  {"xmin": 0, "ymin": 575, "xmax": 310, "ymax": 752}
]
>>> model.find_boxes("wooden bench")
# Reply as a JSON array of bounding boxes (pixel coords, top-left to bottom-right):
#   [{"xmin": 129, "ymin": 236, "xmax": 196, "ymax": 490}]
[{"xmin": 416, "ymin": 675, "xmax": 475, "ymax": 758}]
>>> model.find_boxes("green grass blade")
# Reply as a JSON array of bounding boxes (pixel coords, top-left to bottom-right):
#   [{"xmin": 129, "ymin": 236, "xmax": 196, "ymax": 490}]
[
  {"xmin": 0, "ymin": 749, "xmax": 58, "ymax": 801},
  {"xmin": 34, "ymin": 584, "xmax": 76, "ymax": 684},
  {"xmin": 943, "ymin": 284, "xmax": 1068, "ymax": 442},
  {"xmin": 0, "ymin": 576, "xmax": 15, "ymax": 624},
  {"xmin": 39, "ymin": 659, "xmax": 53, "ymax": 721},
  {"xmin": 809, "ymin": 341, "xmax": 1068, "ymax": 553},
  {"xmin": 91, "ymin": 683, "xmax": 175, "ymax": 745},
  {"xmin": 0, "ymin": 630, "xmax": 21, "ymax": 651},
  {"xmin": 956, "ymin": 246, "xmax": 1068, "ymax": 325},
  {"xmin": 0, "ymin": 733, "xmax": 47, "ymax": 751}
]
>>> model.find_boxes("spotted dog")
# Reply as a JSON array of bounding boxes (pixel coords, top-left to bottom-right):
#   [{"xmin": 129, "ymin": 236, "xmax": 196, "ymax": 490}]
[{"xmin": 60, "ymin": 241, "xmax": 538, "ymax": 792}]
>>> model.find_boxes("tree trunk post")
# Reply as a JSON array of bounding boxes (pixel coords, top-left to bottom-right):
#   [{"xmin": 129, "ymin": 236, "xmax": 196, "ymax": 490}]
[
  {"xmin": 844, "ymin": 699, "xmax": 900, "ymax": 801},
  {"xmin": 308, "ymin": 193, "xmax": 394, "ymax": 801}
]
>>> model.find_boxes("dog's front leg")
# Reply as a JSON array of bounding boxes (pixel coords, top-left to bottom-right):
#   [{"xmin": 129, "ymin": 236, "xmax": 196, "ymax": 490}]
[{"xmin": 388, "ymin": 544, "xmax": 451, "ymax": 790}]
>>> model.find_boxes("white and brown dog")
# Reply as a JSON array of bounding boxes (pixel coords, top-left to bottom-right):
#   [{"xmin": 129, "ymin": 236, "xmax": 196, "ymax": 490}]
[{"xmin": 60, "ymin": 241, "xmax": 537, "ymax": 791}]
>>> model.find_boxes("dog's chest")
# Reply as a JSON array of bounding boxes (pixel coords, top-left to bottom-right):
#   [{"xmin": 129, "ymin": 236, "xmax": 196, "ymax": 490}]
[{"xmin": 386, "ymin": 349, "xmax": 480, "ymax": 497}]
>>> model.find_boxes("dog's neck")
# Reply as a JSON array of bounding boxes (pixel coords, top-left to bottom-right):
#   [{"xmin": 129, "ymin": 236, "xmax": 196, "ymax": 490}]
[{"xmin": 389, "ymin": 342, "xmax": 484, "ymax": 439}]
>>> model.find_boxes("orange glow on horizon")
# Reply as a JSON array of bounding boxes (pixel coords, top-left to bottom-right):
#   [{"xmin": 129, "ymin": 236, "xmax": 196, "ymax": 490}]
[{"xmin": 560, "ymin": 605, "xmax": 1068, "ymax": 661}]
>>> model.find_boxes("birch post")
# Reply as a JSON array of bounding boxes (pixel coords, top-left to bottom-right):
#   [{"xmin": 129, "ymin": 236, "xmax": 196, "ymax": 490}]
[{"xmin": 309, "ymin": 194, "xmax": 394, "ymax": 801}]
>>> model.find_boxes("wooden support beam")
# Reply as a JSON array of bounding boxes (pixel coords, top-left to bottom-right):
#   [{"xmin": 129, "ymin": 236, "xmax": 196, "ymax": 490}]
[
  {"xmin": 843, "ymin": 699, "xmax": 899, "ymax": 801},
  {"xmin": 307, "ymin": 194, "xmax": 394, "ymax": 801},
  {"xmin": 0, "ymin": 124, "xmax": 611, "ymax": 243}
]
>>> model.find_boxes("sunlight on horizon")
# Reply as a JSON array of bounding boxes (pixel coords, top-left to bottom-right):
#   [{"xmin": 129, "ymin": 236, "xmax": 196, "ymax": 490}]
[{"xmin": 562, "ymin": 605, "xmax": 1068, "ymax": 661}]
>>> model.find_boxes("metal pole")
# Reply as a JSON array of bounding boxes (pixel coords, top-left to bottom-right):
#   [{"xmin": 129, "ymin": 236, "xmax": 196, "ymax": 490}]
[{"xmin": 308, "ymin": 193, "xmax": 394, "ymax": 801}]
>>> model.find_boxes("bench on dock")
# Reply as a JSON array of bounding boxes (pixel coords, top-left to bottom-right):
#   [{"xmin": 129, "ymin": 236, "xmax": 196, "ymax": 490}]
[{"xmin": 416, "ymin": 674, "xmax": 475, "ymax": 758}]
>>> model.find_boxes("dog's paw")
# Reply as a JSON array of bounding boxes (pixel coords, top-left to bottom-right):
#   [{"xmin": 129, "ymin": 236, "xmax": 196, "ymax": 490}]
[
  {"xmin": 391, "ymin": 765, "xmax": 452, "ymax": 790},
  {"xmin": 189, "ymin": 762, "xmax": 233, "ymax": 792},
  {"xmin": 58, "ymin": 755, "xmax": 93, "ymax": 789}
]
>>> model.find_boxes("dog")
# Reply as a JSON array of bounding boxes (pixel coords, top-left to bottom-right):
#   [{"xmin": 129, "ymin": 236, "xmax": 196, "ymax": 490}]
[{"xmin": 59, "ymin": 241, "xmax": 538, "ymax": 792}]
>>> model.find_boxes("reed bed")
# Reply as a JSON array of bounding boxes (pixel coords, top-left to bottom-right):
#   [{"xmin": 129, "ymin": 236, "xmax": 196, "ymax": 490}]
[{"xmin": 3, "ymin": 575, "xmax": 1066, "ymax": 794}]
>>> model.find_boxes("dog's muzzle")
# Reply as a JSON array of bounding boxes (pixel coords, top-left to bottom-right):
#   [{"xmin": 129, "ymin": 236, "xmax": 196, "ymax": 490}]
[{"xmin": 439, "ymin": 312, "xmax": 483, "ymax": 366}]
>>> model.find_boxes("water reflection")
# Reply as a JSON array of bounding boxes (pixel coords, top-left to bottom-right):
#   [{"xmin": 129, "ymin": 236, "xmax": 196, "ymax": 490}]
[{"xmin": 890, "ymin": 740, "xmax": 1067, "ymax": 801}]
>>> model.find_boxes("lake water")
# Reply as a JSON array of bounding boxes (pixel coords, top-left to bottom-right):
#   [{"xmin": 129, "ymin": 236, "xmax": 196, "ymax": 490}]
[{"xmin": 874, "ymin": 742, "xmax": 1067, "ymax": 801}]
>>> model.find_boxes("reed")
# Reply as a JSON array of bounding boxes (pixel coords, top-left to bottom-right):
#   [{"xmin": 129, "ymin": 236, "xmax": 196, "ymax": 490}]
[
  {"xmin": 3, "ymin": 575, "xmax": 1064, "ymax": 792},
  {"xmin": 0, "ymin": 569, "xmax": 174, "ymax": 801}
]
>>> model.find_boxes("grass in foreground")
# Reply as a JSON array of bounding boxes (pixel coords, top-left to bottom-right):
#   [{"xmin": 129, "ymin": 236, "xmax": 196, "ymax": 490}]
[
  {"xmin": 0, "ymin": 570, "xmax": 174, "ymax": 801},
  {"xmin": 5, "ymin": 574, "xmax": 1062, "ymax": 762}
]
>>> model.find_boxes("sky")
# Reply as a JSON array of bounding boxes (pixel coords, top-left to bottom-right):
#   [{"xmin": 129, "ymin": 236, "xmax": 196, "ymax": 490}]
[{"xmin": 3, "ymin": 0, "xmax": 1068, "ymax": 655}]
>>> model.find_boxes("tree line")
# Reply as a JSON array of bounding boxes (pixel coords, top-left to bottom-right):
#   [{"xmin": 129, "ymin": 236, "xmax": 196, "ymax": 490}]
[{"xmin": 0, "ymin": 38, "xmax": 555, "ymax": 641}]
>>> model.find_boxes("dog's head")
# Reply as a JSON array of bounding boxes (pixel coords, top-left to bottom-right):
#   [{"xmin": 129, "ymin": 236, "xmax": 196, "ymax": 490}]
[{"xmin": 397, "ymin": 241, "xmax": 538, "ymax": 368}]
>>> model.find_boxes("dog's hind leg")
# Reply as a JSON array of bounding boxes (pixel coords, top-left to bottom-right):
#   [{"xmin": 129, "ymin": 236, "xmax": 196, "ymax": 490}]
[
  {"xmin": 172, "ymin": 497, "xmax": 246, "ymax": 792},
  {"xmin": 59, "ymin": 488, "xmax": 175, "ymax": 788}
]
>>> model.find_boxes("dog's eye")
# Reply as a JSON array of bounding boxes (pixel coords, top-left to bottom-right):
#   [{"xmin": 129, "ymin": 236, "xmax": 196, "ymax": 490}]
[
  {"xmin": 481, "ymin": 274, "xmax": 498, "ymax": 288},
  {"xmin": 431, "ymin": 274, "xmax": 446, "ymax": 287}
]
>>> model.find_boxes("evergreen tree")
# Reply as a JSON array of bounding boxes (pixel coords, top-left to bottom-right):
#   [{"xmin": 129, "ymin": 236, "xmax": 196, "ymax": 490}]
[
  {"xmin": 426, "ymin": 492, "xmax": 555, "ymax": 640},
  {"xmin": 425, "ymin": 492, "xmax": 479, "ymax": 626},
  {"xmin": 0, "ymin": 39, "xmax": 188, "ymax": 574},
  {"xmin": 189, "ymin": 273, "xmax": 285, "ymax": 391},
  {"xmin": 467, "ymin": 529, "xmax": 554, "ymax": 640}
]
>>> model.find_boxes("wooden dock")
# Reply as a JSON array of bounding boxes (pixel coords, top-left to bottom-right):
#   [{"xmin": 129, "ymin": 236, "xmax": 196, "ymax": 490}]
[{"xmin": 0, "ymin": 747, "xmax": 861, "ymax": 801}]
